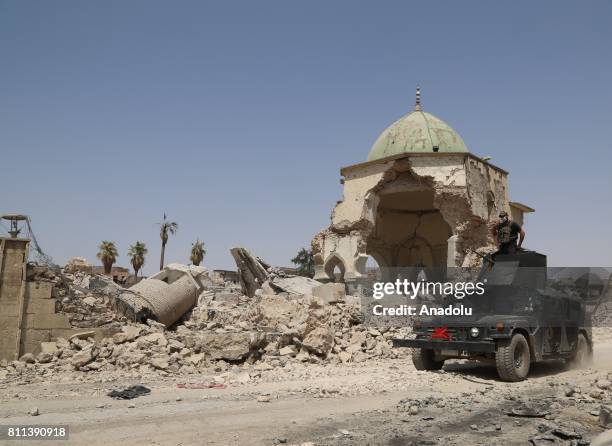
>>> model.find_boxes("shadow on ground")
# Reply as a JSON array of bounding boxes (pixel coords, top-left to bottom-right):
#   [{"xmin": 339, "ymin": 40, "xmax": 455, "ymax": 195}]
[{"xmin": 443, "ymin": 359, "xmax": 568, "ymax": 381}]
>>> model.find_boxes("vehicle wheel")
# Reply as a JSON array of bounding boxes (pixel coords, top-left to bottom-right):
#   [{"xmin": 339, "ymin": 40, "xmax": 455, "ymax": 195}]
[
  {"xmin": 412, "ymin": 348, "xmax": 444, "ymax": 371},
  {"xmin": 570, "ymin": 333, "xmax": 592, "ymax": 368},
  {"xmin": 495, "ymin": 333, "xmax": 530, "ymax": 382}
]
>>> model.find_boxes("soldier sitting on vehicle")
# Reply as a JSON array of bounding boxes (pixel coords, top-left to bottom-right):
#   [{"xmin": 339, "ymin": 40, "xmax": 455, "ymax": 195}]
[{"xmin": 491, "ymin": 211, "xmax": 525, "ymax": 255}]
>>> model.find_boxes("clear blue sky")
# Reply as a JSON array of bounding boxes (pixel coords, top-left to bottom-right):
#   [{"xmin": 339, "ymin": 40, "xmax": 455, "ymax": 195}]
[{"xmin": 1, "ymin": 1, "xmax": 611, "ymax": 273}]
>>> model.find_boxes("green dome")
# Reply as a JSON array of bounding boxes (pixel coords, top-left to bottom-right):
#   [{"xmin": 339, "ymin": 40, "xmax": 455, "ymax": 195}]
[{"xmin": 367, "ymin": 106, "xmax": 469, "ymax": 161}]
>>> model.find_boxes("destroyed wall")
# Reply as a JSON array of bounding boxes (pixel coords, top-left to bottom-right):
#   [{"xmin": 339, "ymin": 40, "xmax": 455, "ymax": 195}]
[
  {"xmin": 0, "ymin": 238, "xmax": 90, "ymax": 361},
  {"xmin": 312, "ymin": 153, "xmax": 514, "ymax": 288},
  {"xmin": 0, "ymin": 238, "xmax": 28, "ymax": 361}
]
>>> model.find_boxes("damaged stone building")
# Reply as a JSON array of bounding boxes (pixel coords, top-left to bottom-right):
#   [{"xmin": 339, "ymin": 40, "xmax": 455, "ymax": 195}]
[{"xmin": 312, "ymin": 89, "xmax": 534, "ymax": 291}]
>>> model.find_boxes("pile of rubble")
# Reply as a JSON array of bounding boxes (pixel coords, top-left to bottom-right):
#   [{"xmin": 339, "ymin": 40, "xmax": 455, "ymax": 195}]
[
  {"xmin": 27, "ymin": 264, "xmax": 125, "ymax": 328},
  {"xmin": 1, "ymin": 295, "xmax": 409, "ymax": 381},
  {"xmin": 1, "ymin": 249, "xmax": 411, "ymax": 382}
]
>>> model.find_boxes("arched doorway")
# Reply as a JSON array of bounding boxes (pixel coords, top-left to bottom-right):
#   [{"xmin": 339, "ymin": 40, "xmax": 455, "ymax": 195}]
[{"xmin": 324, "ymin": 254, "xmax": 346, "ymax": 283}]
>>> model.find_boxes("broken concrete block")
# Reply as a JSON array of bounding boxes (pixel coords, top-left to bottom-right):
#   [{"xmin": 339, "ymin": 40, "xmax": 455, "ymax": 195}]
[
  {"xmin": 268, "ymin": 276, "xmax": 321, "ymax": 297},
  {"xmin": 19, "ymin": 353, "xmax": 35, "ymax": 364},
  {"xmin": 36, "ymin": 352, "xmax": 53, "ymax": 363},
  {"xmin": 188, "ymin": 353, "xmax": 204, "ymax": 365},
  {"xmin": 198, "ymin": 331, "xmax": 265, "ymax": 361},
  {"xmin": 338, "ymin": 351, "xmax": 352, "ymax": 363},
  {"xmin": 600, "ymin": 405, "xmax": 612, "ymax": 428},
  {"xmin": 230, "ymin": 247, "xmax": 270, "ymax": 297},
  {"xmin": 279, "ymin": 345, "xmax": 298, "ymax": 356},
  {"xmin": 149, "ymin": 356, "xmax": 169, "ymax": 370},
  {"xmin": 82, "ymin": 296, "xmax": 97, "ymax": 306},
  {"xmin": 143, "ymin": 332, "xmax": 168, "ymax": 347},
  {"xmin": 39, "ymin": 342, "xmax": 58, "ymax": 355},
  {"xmin": 69, "ymin": 331, "xmax": 96, "ymax": 342},
  {"xmin": 116, "ymin": 325, "xmax": 142, "ymax": 343},
  {"xmin": 71, "ymin": 345, "xmax": 98, "ymax": 368},
  {"xmin": 312, "ymin": 283, "xmax": 346, "ymax": 304},
  {"xmin": 302, "ymin": 327, "xmax": 333, "ymax": 357}
]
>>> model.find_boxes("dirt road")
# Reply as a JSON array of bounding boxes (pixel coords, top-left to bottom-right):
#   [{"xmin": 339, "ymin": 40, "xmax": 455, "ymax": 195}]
[{"xmin": 1, "ymin": 343, "xmax": 610, "ymax": 446}]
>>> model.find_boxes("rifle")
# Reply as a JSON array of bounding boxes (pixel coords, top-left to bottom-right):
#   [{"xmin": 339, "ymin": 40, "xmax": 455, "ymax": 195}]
[{"xmin": 466, "ymin": 248, "xmax": 495, "ymax": 267}]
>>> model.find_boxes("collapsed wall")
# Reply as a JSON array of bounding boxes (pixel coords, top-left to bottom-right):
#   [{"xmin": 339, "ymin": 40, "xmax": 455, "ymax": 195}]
[
  {"xmin": 0, "ymin": 238, "xmax": 108, "ymax": 361},
  {"xmin": 312, "ymin": 153, "xmax": 512, "ymax": 291}
]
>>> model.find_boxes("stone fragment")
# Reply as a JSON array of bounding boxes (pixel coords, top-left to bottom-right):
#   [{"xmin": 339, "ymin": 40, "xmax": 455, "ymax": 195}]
[
  {"xmin": 149, "ymin": 356, "xmax": 170, "ymax": 370},
  {"xmin": 188, "ymin": 353, "xmax": 204, "ymax": 365},
  {"xmin": 143, "ymin": 332, "xmax": 168, "ymax": 347},
  {"xmin": 83, "ymin": 296, "xmax": 97, "ymax": 306},
  {"xmin": 312, "ymin": 283, "xmax": 346, "ymax": 304},
  {"xmin": 600, "ymin": 405, "xmax": 612, "ymax": 428},
  {"xmin": 338, "ymin": 351, "xmax": 352, "ymax": 363},
  {"xmin": 302, "ymin": 327, "xmax": 333, "ymax": 357},
  {"xmin": 19, "ymin": 353, "xmax": 35, "ymax": 364},
  {"xmin": 69, "ymin": 331, "xmax": 96, "ymax": 342},
  {"xmin": 279, "ymin": 345, "xmax": 298, "ymax": 356},
  {"xmin": 199, "ymin": 332, "xmax": 264, "ymax": 361},
  {"xmin": 36, "ymin": 352, "xmax": 53, "ymax": 364},
  {"xmin": 70, "ymin": 345, "xmax": 99, "ymax": 368},
  {"xmin": 40, "ymin": 342, "xmax": 58, "ymax": 355}
]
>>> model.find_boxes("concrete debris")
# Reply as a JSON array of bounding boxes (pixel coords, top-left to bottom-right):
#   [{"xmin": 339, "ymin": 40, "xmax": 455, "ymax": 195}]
[
  {"xmin": 198, "ymin": 331, "xmax": 264, "ymax": 361},
  {"xmin": 70, "ymin": 345, "xmax": 99, "ymax": 368},
  {"xmin": 0, "ymin": 281, "xmax": 410, "ymax": 380},
  {"xmin": 116, "ymin": 263, "xmax": 212, "ymax": 326},
  {"xmin": 312, "ymin": 282, "xmax": 346, "ymax": 304},
  {"xmin": 19, "ymin": 353, "xmax": 36, "ymax": 364},
  {"xmin": 230, "ymin": 247, "xmax": 270, "ymax": 297},
  {"xmin": 265, "ymin": 276, "xmax": 321, "ymax": 298},
  {"xmin": 231, "ymin": 246, "xmax": 323, "ymax": 299},
  {"xmin": 600, "ymin": 405, "xmax": 612, "ymax": 428},
  {"xmin": 302, "ymin": 327, "xmax": 333, "ymax": 357}
]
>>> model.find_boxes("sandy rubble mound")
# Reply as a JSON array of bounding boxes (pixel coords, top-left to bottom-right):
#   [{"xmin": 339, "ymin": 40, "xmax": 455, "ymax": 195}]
[{"xmin": 0, "ymin": 272, "xmax": 410, "ymax": 383}]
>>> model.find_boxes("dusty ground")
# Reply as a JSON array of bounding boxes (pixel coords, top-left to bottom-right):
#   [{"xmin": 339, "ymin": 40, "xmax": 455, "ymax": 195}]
[{"xmin": 1, "ymin": 338, "xmax": 611, "ymax": 446}]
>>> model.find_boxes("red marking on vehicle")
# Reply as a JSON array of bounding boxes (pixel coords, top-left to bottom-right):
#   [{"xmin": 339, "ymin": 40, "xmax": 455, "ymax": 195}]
[{"xmin": 430, "ymin": 326, "xmax": 451, "ymax": 340}]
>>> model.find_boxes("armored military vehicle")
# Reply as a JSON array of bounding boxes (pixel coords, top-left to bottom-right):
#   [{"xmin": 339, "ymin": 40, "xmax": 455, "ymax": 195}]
[{"xmin": 393, "ymin": 251, "xmax": 593, "ymax": 381}]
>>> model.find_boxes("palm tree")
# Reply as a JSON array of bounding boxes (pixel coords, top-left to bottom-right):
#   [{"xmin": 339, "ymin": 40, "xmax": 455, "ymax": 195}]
[
  {"xmin": 190, "ymin": 239, "xmax": 206, "ymax": 266},
  {"xmin": 291, "ymin": 247, "xmax": 314, "ymax": 278},
  {"xmin": 97, "ymin": 241, "xmax": 118, "ymax": 276},
  {"xmin": 158, "ymin": 213, "xmax": 178, "ymax": 270},
  {"xmin": 127, "ymin": 241, "xmax": 148, "ymax": 277}
]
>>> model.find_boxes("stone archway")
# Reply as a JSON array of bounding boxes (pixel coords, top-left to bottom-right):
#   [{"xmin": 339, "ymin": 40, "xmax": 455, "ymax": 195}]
[{"xmin": 324, "ymin": 254, "xmax": 347, "ymax": 283}]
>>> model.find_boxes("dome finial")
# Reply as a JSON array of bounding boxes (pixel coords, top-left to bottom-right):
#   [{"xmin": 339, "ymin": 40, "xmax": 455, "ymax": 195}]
[{"xmin": 415, "ymin": 86, "xmax": 422, "ymax": 111}]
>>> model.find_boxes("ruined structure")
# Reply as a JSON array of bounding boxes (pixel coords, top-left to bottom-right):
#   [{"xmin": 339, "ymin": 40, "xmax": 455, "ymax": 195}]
[
  {"xmin": 312, "ymin": 89, "xmax": 534, "ymax": 291},
  {"xmin": 115, "ymin": 264, "xmax": 211, "ymax": 326},
  {"xmin": 0, "ymin": 237, "xmax": 80, "ymax": 361}
]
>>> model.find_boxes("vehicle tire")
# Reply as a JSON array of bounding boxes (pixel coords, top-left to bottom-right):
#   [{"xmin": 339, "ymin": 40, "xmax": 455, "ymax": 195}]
[
  {"xmin": 412, "ymin": 348, "xmax": 444, "ymax": 371},
  {"xmin": 495, "ymin": 333, "xmax": 531, "ymax": 382},
  {"xmin": 570, "ymin": 333, "xmax": 592, "ymax": 368}
]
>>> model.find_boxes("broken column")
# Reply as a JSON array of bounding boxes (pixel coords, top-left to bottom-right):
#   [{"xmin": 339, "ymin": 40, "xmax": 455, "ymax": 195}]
[
  {"xmin": 115, "ymin": 264, "xmax": 211, "ymax": 326},
  {"xmin": 230, "ymin": 247, "xmax": 270, "ymax": 297}
]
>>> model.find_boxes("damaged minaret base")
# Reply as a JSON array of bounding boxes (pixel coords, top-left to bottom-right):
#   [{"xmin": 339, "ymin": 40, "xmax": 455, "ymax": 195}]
[
  {"xmin": 115, "ymin": 264, "xmax": 211, "ymax": 326},
  {"xmin": 230, "ymin": 247, "xmax": 270, "ymax": 297},
  {"xmin": 231, "ymin": 247, "xmax": 322, "ymax": 298}
]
